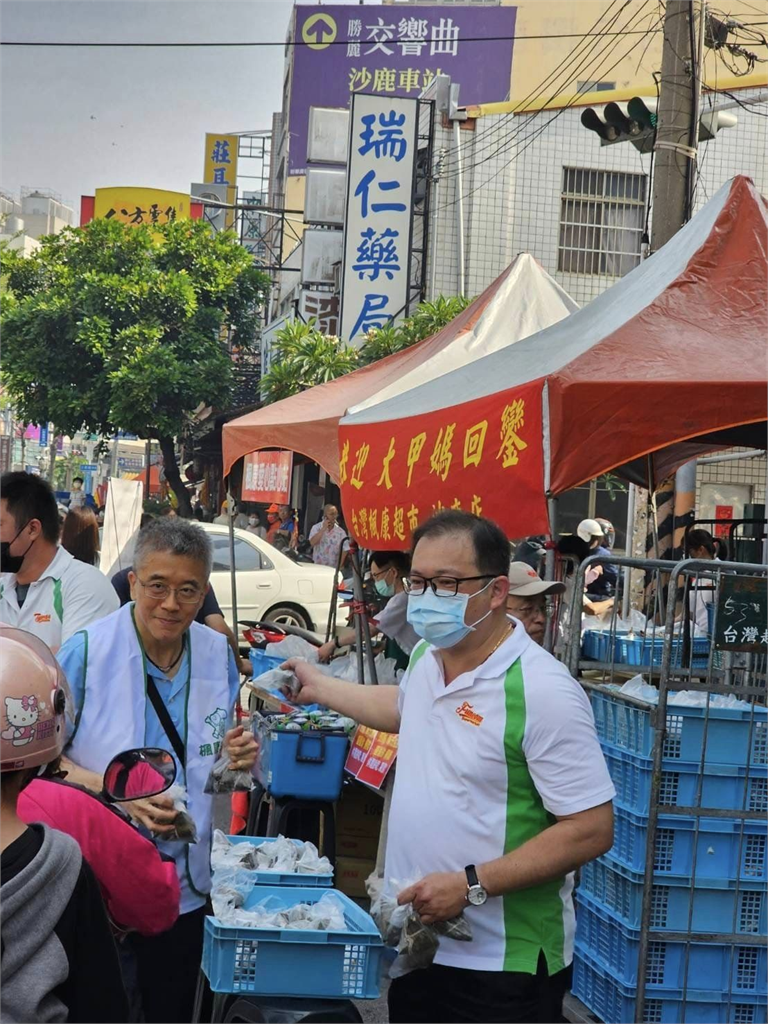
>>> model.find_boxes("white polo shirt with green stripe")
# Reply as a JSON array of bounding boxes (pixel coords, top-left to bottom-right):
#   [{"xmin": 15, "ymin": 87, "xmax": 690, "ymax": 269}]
[
  {"xmin": 385, "ymin": 620, "xmax": 615, "ymax": 975},
  {"xmin": 0, "ymin": 545, "xmax": 118, "ymax": 653}
]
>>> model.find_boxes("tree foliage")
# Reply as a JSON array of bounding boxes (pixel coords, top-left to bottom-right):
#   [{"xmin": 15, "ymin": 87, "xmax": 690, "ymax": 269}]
[
  {"xmin": 260, "ymin": 295, "xmax": 472, "ymax": 404},
  {"xmin": 1, "ymin": 217, "xmax": 270, "ymax": 513}
]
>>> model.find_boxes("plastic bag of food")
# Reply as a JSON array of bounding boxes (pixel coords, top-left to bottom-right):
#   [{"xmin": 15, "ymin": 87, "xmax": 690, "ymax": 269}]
[
  {"xmin": 204, "ymin": 751, "xmax": 255, "ymax": 794},
  {"xmin": 214, "ymin": 891, "xmax": 346, "ymax": 930},
  {"xmin": 162, "ymin": 784, "xmax": 198, "ymax": 844},
  {"xmin": 253, "ymin": 667, "xmax": 301, "ymax": 699},
  {"xmin": 367, "ymin": 874, "xmax": 472, "ymax": 978}
]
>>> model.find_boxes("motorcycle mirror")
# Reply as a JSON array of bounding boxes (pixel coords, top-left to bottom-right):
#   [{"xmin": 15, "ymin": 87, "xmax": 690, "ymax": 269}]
[{"xmin": 102, "ymin": 747, "xmax": 176, "ymax": 803}]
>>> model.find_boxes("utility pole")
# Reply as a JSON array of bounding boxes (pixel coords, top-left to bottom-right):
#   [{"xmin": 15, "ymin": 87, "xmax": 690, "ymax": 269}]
[
  {"xmin": 642, "ymin": 1, "xmax": 705, "ymax": 569},
  {"xmin": 650, "ymin": 0, "xmax": 700, "ymax": 252}
]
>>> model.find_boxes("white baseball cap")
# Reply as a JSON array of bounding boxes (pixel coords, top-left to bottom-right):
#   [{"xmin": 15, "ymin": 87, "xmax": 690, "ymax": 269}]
[
  {"xmin": 577, "ymin": 518, "xmax": 604, "ymax": 543},
  {"xmin": 507, "ymin": 562, "xmax": 566, "ymax": 597}
]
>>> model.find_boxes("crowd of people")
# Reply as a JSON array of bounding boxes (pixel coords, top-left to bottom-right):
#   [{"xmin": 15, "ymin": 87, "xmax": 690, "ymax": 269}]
[{"xmin": 4, "ymin": 466, "xmax": 731, "ymax": 1024}]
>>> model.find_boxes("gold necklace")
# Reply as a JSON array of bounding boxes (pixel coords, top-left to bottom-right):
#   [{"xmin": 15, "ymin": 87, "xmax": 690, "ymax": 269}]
[{"xmin": 486, "ymin": 622, "xmax": 513, "ymax": 660}]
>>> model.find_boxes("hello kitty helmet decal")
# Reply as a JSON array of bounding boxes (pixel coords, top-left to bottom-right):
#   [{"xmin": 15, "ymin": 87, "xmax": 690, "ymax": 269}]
[{"xmin": 0, "ymin": 625, "xmax": 71, "ymax": 772}]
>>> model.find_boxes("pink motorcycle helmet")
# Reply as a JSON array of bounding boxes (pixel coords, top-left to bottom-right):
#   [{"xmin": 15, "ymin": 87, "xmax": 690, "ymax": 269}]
[{"xmin": 0, "ymin": 625, "xmax": 71, "ymax": 772}]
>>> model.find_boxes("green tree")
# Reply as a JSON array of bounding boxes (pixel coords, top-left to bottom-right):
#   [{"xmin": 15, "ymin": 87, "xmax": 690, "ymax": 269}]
[
  {"xmin": 1, "ymin": 218, "xmax": 270, "ymax": 515},
  {"xmin": 260, "ymin": 320, "xmax": 358, "ymax": 403},
  {"xmin": 260, "ymin": 296, "xmax": 473, "ymax": 403},
  {"xmin": 357, "ymin": 295, "xmax": 471, "ymax": 365}
]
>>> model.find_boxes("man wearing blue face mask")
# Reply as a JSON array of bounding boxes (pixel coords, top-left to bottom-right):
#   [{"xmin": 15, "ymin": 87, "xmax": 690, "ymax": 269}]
[
  {"xmin": 284, "ymin": 510, "xmax": 615, "ymax": 1024},
  {"xmin": 316, "ymin": 551, "xmax": 418, "ymax": 669}
]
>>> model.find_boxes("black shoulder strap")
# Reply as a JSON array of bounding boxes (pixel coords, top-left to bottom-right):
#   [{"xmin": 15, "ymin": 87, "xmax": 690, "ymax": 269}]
[{"xmin": 146, "ymin": 674, "xmax": 186, "ymax": 769}]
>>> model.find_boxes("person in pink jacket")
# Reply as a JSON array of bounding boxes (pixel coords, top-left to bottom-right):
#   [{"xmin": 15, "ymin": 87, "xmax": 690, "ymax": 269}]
[{"xmin": 18, "ymin": 776, "xmax": 180, "ymax": 936}]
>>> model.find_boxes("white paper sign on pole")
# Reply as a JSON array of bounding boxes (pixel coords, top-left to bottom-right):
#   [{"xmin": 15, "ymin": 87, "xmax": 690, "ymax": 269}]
[
  {"xmin": 99, "ymin": 477, "xmax": 143, "ymax": 579},
  {"xmin": 339, "ymin": 94, "xmax": 419, "ymax": 346}
]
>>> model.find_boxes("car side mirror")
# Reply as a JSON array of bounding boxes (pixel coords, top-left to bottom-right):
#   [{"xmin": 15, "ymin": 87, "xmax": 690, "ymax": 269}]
[{"xmin": 102, "ymin": 747, "xmax": 176, "ymax": 802}]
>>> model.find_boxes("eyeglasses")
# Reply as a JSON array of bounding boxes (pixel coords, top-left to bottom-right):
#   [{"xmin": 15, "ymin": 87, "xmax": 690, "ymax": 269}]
[
  {"xmin": 370, "ymin": 567, "xmax": 393, "ymax": 581},
  {"xmin": 136, "ymin": 578, "xmax": 203, "ymax": 604},
  {"xmin": 403, "ymin": 574, "xmax": 496, "ymax": 598}
]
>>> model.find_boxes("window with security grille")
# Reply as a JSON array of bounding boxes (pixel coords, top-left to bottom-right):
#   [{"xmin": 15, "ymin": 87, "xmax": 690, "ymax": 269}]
[{"xmin": 558, "ymin": 167, "xmax": 647, "ymax": 277}]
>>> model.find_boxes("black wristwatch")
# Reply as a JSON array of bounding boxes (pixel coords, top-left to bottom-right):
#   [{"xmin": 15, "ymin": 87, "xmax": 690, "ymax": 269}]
[{"xmin": 465, "ymin": 864, "xmax": 488, "ymax": 906}]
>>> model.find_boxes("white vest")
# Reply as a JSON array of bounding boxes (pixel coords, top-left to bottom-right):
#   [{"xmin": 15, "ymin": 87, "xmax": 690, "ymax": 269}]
[{"xmin": 67, "ymin": 602, "xmax": 231, "ymax": 896}]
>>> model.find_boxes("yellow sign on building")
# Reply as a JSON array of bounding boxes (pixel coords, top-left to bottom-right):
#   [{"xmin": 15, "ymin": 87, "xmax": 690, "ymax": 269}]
[
  {"xmin": 93, "ymin": 187, "xmax": 189, "ymax": 227},
  {"xmin": 204, "ymin": 133, "xmax": 239, "ymax": 188}
]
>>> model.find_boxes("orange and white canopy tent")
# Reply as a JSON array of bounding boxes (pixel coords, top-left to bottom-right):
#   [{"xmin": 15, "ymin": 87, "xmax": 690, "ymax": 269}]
[
  {"xmin": 222, "ymin": 254, "xmax": 578, "ymax": 479},
  {"xmin": 338, "ymin": 176, "xmax": 768, "ymax": 549}
]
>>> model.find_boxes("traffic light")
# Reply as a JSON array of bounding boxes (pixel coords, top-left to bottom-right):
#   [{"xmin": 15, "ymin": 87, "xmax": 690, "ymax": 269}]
[{"xmin": 581, "ymin": 96, "xmax": 736, "ymax": 150}]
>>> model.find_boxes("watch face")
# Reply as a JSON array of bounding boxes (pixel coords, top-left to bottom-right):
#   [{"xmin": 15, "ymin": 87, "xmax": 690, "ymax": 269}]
[{"xmin": 467, "ymin": 886, "xmax": 487, "ymax": 906}]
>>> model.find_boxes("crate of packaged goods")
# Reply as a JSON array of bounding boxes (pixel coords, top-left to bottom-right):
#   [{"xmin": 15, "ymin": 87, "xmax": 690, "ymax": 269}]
[
  {"xmin": 254, "ymin": 711, "xmax": 352, "ymax": 801},
  {"xmin": 222, "ymin": 835, "xmax": 334, "ymax": 888},
  {"xmin": 203, "ymin": 885, "xmax": 384, "ymax": 999},
  {"xmin": 579, "ymin": 856, "xmax": 767, "ymax": 936},
  {"xmin": 575, "ymin": 889, "xmax": 767, "ymax": 994},
  {"xmin": 602, "ymin": 742, "xmax": 768, "ymax": 817},
  {"xmin": 573, "ymin": 946, "xmax": 768, "ymax": 1024},
  {"xmin": 608, "ymin": 807, "xmax": 767, "ymax": 883},
  {"xmin": 590, "ymin": 689, "xmax": 768, "ymax": 767}
]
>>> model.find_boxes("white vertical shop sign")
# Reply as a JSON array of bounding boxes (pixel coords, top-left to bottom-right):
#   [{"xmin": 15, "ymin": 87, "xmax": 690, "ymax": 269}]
[{"xmin": 340, "ymin": 94, "xmax": 419, "ymax": 346}]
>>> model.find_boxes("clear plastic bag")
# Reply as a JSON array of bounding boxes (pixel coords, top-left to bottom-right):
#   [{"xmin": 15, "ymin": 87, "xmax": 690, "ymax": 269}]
[
  {"xmin": 253, "ymin": 667, "xmax": 301, "ymax": 698},
  {"xmin": 163, "ymin": 784, "xmax": 198, "ymax": 844},
  {"xmin": 213, "ymin": 890, "xmax": 346, "ymax": 930},
  {"xmin": 367, "ymin": 874, "xmax": 472, "ymax": 978},
  {"xmin": 204, "ymin": 752, "xmax": 256, "ymax": 794},
  {"xmin": 210, "ymin": 830, "xmax": 332, "ymax": 876},
  {"xmin": 265, "ymin": 636, "xmax": 320, "ymax": 663}
]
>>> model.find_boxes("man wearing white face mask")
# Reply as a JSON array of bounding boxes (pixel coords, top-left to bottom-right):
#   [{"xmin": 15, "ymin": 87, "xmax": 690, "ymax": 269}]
[
  {"xmin": 284, "ymin": 510, "xmax": 615, "ymax": 1024},
  {"xmin": 316, "ymin": 551, "xmax": 418, "ymax": 670}
]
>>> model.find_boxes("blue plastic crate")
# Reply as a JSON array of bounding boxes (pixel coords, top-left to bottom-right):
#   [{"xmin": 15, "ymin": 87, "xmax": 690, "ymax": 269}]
[
  {"xmin": 590, "ymin": 688, "xmax": 768, "ymax": 767},
  {"xmin": 602, "ymin": 742, "xmax": 768, "ymax": 816},
  {"xmin": 608, "ymin": 807, "xmax": 767, "ymax": 882},
  {"xmin": 575, "ymin": 890, "xmax": 767, "ymax": 994},
  {"xmin": 255, "ymin": 723, "xmax": 349, "ymax": 801},
  {"xmin": 615, "ymin": 635, "xmax": 711, "ymax": 670},
  {"xmin": 579, "ymin": 856, "xmax": 767, "ymax": 936},
  {"xmin": 573, "ymin": 947, "xmax": 768, "ymax": 1024},
  {"xmin": 224, "ymin": 835, "xmax": 334, "ymax": 887},
  {"xmin": 582, "ymin": 630, "xmax": 630, "ymax": 661},
  {"xmin": 202, "ymin": 885, "xmax": 383, "ymax": 999}
]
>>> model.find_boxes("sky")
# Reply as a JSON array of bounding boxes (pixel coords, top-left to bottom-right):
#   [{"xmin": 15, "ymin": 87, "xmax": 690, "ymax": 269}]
[{"xmin": 0, "ymin": 1, "xmax": 298, "ymax": 210}]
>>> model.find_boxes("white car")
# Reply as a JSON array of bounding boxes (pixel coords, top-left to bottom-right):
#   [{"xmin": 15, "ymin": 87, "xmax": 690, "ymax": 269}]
[{"xmin": 198, "ymin": 523, "xmax": 345, "ymax": 639}]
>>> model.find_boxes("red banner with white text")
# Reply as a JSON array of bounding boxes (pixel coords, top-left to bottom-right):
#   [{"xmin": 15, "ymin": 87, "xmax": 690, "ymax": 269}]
[{"xmin": 338, "ymin": 379, "xmax": 548, "ymax": 548}]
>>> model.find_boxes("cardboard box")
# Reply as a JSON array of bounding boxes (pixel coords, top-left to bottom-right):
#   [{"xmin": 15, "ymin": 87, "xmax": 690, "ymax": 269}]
[
  {"xmin": 336, "ymin": 832, "xmax": 380, "ymax": 860},
  {"xmin": 336, "ymin": 781, "xmax": 384, "ymax": 840},
  {"xmin": 335, "ymin": 856, "xmax": 377, "ymax": 899}
]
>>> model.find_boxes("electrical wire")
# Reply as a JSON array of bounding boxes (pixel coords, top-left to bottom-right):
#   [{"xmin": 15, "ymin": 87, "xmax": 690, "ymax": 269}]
[
  {"xmin": 717, "ymin": 85, "xmax": 768, "ymax": 114},
  {"xmin": 0, "ymin": 30, "xmax": 665, "ymax": 48},
  {"xmin": 435, "ymin": 0, "xmax": 629, "ymax": 175},
  {"xmin": 433, "ymin": 24, "xmax": 661, "ymax": 216},
  {"xmin": 438, "ymin": 0, "xmax": 658, "ymax": 184}
]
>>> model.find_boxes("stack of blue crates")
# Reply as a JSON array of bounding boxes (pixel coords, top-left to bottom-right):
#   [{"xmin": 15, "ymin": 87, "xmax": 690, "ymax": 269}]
[{"xmin": 574, "ymin": 689, "xmax": 768, "ymax": 1024}]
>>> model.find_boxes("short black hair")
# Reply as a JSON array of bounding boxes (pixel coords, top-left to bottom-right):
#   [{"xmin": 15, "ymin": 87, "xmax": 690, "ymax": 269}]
[
  {"xmin": 411, "ymin": 510, "xmax": 510, "ymax": 578},
  {"xmin": 370, "ymin": 550, "xmax": 411, "ymax": 576},
  {"xmin": 687, "ymin": 528, "xmax": 715, "ymax": 557},
  {"xmin": 72, "ymin": 476, "xmax": 84, "ymax": 484},
  {"xmin": 1, "ymin": 471, "xmax": 60, "ymax": 543}
]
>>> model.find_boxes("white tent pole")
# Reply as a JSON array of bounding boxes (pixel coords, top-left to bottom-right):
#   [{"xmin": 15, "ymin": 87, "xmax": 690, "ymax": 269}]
[
  {"xmin": 453, "ymin": 120, "xmax": 466, "ymax": 297},
  {"xmin": 622, "ymin": 483, "xmax": 637, "ymax": 620}
]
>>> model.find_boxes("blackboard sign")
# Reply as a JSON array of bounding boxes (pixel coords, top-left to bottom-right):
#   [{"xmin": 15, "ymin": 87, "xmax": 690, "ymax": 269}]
[{"xmin": 713, "ymin": 575, "xmax": 768, "ymax": 652}]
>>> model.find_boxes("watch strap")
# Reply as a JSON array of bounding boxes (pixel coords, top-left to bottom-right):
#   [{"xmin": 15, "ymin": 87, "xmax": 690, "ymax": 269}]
[{"xmin": 465, "ymin": 864, "xmax": 479, "ymax": 888}]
